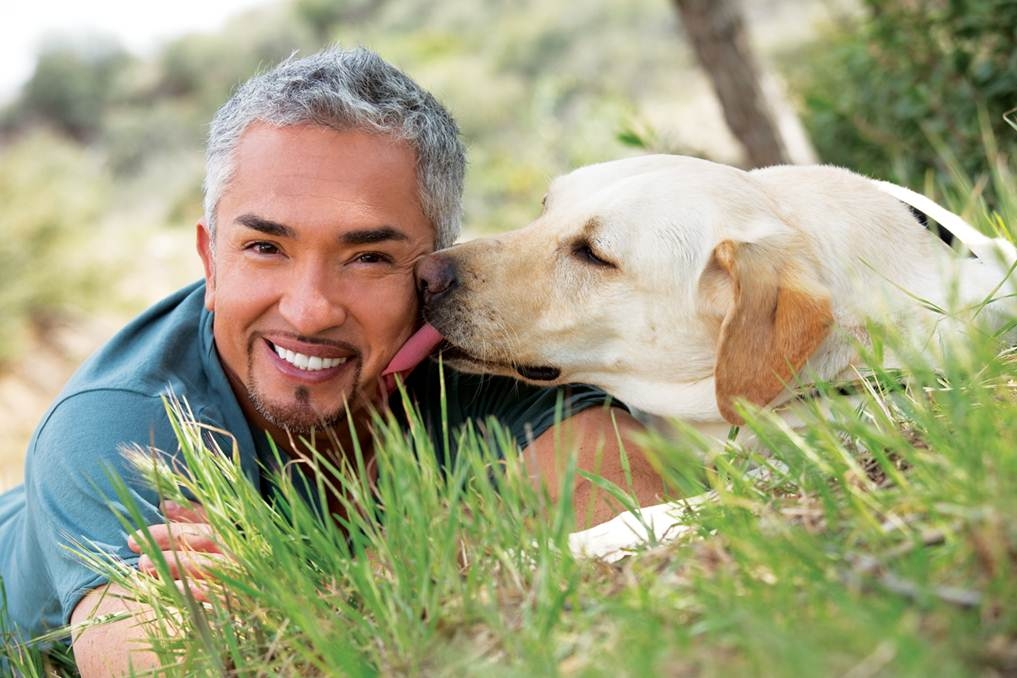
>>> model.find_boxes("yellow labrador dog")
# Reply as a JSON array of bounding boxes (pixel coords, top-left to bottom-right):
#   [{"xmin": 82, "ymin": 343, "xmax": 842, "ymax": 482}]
[
  {"xmin": 418, "ymin": 155, "xmax": 1015, "ymax": 435},
  {"xmin": 416, "ymin": 155, "xmax": 1016, "ymax": 560}
]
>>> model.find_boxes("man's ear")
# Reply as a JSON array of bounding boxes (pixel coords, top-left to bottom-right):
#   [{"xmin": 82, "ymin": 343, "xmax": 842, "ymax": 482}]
[
  {"xmin": 196, "ymin": 221, "xmax": 216, "ymax": 312},
  {"xmin": 706, "ymin": 238, "xmax": 833, "ymax": 425}
]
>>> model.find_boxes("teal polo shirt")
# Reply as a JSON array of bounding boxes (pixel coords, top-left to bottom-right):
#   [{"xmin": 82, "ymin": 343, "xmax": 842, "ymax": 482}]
[{"xmin": 0, "ymin": 281, "xmax": 615, "ymax": 640}]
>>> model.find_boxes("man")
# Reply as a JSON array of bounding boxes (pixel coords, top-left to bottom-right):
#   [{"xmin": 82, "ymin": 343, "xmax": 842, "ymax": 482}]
[{"xmin": 0, "ymin": 46, "xmax": 662, "ymax": 674}]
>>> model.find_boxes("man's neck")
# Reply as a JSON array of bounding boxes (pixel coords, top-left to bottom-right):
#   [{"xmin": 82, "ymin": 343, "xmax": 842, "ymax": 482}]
[{"xmin": 273, "ymin": 416, "xmax": 374, "ymax": 467}]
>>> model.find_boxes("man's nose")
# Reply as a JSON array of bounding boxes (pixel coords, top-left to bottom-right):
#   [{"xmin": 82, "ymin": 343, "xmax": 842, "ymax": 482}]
[
  {"xmin": 416, "ymin": 253, "xmax": 458, "ymax": 306},
  {"xmin": 278, "ymin": 265, "xmax": 347, "ymax": 334}
]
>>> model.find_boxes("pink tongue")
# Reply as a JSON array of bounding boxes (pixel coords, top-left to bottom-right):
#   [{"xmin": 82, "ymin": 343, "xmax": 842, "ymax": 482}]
[{"xmin": 381, "ymin": 323, "xmax": 444, "ymax": 393}]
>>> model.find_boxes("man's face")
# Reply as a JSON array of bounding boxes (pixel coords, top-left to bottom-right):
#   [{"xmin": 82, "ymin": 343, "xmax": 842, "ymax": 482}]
[{"xmin": 197, "ymin": 122, "xmax": 434, "ymax": 435}]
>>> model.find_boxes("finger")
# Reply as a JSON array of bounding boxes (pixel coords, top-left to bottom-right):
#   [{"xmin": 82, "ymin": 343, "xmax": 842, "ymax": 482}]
[
  {"xmin": 129, "ymin": 523, "xmax": 222, "ymax": 554},
  {"xmin": 161, "ymin": 500, "xmax": 209, "ymax": 524},
  {"xmin": 138, "ymin": 550, "xmax": 229, "ymax": 581},
  {"xmin": 172, "ymin": 577, "xmax": 212, "ymax": 604}
]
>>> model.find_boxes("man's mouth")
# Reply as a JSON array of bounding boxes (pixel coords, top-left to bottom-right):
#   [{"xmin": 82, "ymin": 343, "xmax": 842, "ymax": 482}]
[
  {"xmin": 272, "ymin": 344, "xmax": 348, "ymax": 371},
  {"xmin": 265, "ymin": 339, "xmax": 353, "ymax": 374}
]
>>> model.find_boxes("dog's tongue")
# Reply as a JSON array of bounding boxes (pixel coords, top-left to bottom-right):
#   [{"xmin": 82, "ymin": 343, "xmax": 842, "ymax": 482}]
[{"xmin": 381, "ymin": 323, "xmax": 444, "ymax": 393}]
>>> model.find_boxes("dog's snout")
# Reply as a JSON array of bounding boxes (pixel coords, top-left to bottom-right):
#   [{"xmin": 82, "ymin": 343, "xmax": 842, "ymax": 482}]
[{"xmin": 417, "ymin": 253, "xmax": 458, "ymax": 306}]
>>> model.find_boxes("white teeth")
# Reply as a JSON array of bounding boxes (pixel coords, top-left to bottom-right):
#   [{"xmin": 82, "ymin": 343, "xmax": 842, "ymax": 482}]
[{"xmin": 273, "ymin": 344, "xmax": 347, "ymax": 371}]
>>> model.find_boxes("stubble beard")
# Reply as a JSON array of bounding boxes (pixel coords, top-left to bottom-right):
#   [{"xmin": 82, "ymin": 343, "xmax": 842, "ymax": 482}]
[{"xmin": 246, "ymin": 354, "xmax": 365, "ymax": 435}]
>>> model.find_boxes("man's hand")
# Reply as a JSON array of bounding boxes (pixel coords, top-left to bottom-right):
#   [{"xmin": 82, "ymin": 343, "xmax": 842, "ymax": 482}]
[{"xmin": 127, "ymin": 501, "xmax": 227, "ymax": 601}]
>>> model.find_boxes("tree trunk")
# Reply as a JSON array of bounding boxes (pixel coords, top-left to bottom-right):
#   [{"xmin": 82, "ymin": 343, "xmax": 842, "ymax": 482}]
[{"xmin": 672, "ymin": 0, "xmax": 816, "ymax": 168}]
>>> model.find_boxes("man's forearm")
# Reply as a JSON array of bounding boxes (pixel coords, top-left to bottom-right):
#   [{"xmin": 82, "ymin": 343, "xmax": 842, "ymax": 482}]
[
  {"xmin": 71, "ymin": 583, "xmax": 162, "ymax": 677},
  {"xmin": 526, "ymin": 406, "xmax": 666, "ymax": 527}
]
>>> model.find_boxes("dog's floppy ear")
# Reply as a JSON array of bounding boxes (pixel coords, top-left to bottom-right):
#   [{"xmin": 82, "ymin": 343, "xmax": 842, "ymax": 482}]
[{"xmin": 705, "ymin": 239, "xmax": 833, "ymax": 424}]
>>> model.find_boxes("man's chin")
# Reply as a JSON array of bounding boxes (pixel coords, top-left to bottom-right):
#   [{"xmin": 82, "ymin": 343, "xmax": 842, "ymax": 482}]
[
  {"xmin": 259, "ymin": 407, "xmax": 346, "ymax": 436},
  {"xmin": 245, "ymin": 362, "xmax": 370, "ymax": 435},
  {"xmin": 250, "ymin": 389, "xmax": 355, "ymax": 437}
]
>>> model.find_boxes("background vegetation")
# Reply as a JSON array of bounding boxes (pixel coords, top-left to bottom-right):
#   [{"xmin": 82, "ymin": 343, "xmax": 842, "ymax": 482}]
[
  {"xmin": 2, "ymin": 0, "xmax": 1016, "ymax": 672},
  {"xmin": 786, "ymin": 0, "xmax": 1017, "ymax": 200}
]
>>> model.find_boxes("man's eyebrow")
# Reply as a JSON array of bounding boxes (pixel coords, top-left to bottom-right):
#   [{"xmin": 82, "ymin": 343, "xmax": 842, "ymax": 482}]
[
  {"xmin": 234, "ymin": 217, "xmax": 410, "ymax": 245},
  {"xmin": 236, "ymin": 214, "xmax": 294, "ymax": 237},
  {"xmin": 341, "ymin": 227, "xmax": 409, "ymax": 245}
]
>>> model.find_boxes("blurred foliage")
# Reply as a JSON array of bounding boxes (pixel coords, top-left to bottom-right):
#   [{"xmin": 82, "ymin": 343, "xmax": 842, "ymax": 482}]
[
  {"xmin": 4, "ymin": 35, "xmax": 132, "ymax": 142},
  {"xmin": 293, "ymin": 0, "xmax": 390, "ymax": 39},
  {"xmin": 0, "ymin": 131, "xmax": 112, "ymax": 364},
  {"xmin": 786, "ymin": 0, "xmax": 1017, "ymax": 199},
  {"xmin": 155, "ymin": 8, "xmax": 317, "ymax": 111}
]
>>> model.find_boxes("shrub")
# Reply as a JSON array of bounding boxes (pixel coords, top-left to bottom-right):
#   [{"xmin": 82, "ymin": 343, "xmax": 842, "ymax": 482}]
[
  {"xmin": 13, "ymin": 36, "xmax": 132, "ymax": 143},
  {"xmin": 788, "ymin": 0, "xmax": 1017, "ymax": 200}
]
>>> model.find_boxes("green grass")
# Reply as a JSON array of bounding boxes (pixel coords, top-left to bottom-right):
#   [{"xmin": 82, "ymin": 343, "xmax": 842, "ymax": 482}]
[{"xmin": 15, "ymin": 316, "xmax": 1015, "ymax": 675}]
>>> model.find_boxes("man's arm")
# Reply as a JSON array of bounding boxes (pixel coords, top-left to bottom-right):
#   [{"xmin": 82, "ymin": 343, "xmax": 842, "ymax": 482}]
[
  {"xmin": 70, "ymin": 584, "xmax": 161, "ymax": 677},
  {"xmin": 71, "ymin": 502, "xmax": 225, "ymax": 676},
  {"xmin": 19, "ymin": 391, "xmax": 186, "ymax": 673},
  {"xmin": 525, "ymin": 406, "xmax": 665, "ymax": 527}
]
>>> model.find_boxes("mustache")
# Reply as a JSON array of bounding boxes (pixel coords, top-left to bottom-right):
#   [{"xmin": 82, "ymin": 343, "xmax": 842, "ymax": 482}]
[{"xmin": 268, "ymin": 333, "xmax": 361, "ymax": 353}]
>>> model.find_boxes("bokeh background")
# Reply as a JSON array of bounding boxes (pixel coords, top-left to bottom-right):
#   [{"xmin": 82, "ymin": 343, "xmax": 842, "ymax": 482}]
[{"xmin": 2, "ymin": 0, "xmax": 1014, "ymax": 490}]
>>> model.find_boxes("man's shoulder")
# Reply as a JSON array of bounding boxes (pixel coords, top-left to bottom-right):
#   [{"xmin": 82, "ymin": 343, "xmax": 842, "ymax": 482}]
[
  {"xmin": 35, "ymin": 388, "xmax": 177, "ymax": 441},
  {"xmin": 66, "ymin": 280, "xmax": 210, "ymax": 398},
  {"xmin": 26, "ymin": 280, "xmax": 228, "ymax": 465},
  {"xmin": 24, "ymin": 390, "xmax": 185, "ymax": 490}
]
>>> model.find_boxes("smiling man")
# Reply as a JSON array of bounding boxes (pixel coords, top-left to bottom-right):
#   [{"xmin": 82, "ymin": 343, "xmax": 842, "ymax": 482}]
[
  {"xmin": 200, "ymin": 122, "xmax": 433, "ymax": 452},
  {"xmin": 0, "ymin": 47, "xmax": 662, "ymax": 674}
]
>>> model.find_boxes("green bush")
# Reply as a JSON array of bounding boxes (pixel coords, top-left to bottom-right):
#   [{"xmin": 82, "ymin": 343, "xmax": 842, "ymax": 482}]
[
  {"xmin": 14, "ymin": 36, "xmax": 132, "ymax": 143},
  {"xmin": 156, "ymin": 10, "xmax": 317, "ymax": 112},
  {"xmin": 788, "ymin": 0, "xmax": 1017, "ymax": 198},
  {"xmin": 0, "ymin": 131, "xmax": 112, "ymax": 364}
]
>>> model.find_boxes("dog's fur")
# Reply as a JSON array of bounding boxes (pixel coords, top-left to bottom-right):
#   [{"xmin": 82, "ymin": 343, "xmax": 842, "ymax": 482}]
[{"xmin": 418, "ymin": 155, "xmax": 1016, "ymax": 435}]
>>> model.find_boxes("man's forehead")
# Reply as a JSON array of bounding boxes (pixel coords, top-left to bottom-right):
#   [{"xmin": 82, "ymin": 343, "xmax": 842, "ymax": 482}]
[
  {"xmin": 216, "ymin": 122, "xmax": 432, "ymax": 240},
  {"xmin": 235, "ymin": 120, "xmax": 416, "ymax": 158}
]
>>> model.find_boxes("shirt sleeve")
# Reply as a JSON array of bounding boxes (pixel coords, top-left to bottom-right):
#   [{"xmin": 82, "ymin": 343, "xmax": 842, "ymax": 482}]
[{"xmin": 16, "ymin": 389, "xmax": 180, "ymax": 634}]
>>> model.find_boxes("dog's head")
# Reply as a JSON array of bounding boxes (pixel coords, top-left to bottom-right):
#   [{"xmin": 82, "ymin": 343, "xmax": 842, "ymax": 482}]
[{"xmin": 418, "ymin": 155, "xmax": 835, "ymax": 424}]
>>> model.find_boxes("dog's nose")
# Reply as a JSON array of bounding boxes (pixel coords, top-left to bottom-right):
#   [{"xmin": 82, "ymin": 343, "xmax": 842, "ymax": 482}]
[{"xmin": 416, "ymin": 253, "xmax": 458, "ymax": 306}]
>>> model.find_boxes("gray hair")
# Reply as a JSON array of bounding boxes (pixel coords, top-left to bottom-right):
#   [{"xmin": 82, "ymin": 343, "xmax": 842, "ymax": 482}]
[{"xmin": 203, "ymin": 46, "xmax": 465, "ymax": 248}]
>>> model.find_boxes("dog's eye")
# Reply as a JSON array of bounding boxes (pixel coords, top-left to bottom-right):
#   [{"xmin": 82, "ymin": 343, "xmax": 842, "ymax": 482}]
[{"xmin": 572, "ymin": 242, "xmax": 616, "ymax": 269}]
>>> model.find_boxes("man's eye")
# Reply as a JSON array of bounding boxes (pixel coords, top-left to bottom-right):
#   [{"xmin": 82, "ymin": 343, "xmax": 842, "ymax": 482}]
[
  {"xmin": 354, "ymin": 252, "xmax": 393, "ymax": 265},
  {"xmin": 246, "ymin": 242, "xmax": 280, "ymax": 255}
]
